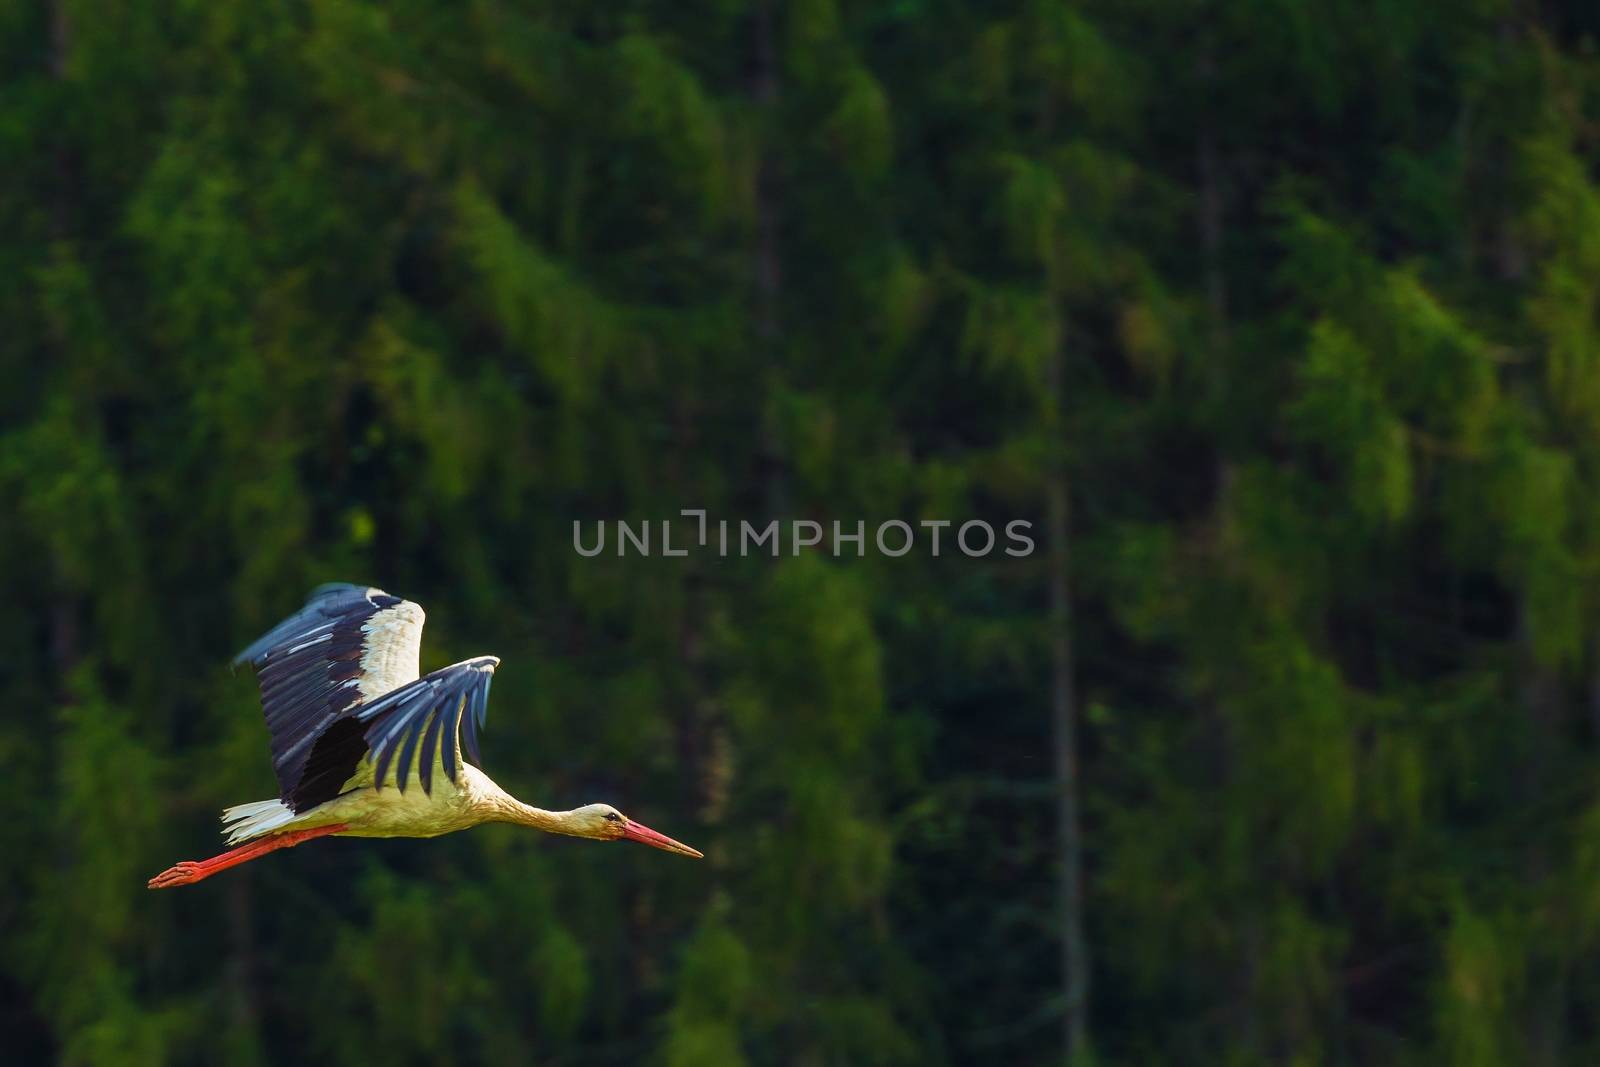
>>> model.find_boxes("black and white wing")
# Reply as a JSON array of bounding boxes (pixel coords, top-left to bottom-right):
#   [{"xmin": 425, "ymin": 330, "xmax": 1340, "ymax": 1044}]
[
  {"xmin": 358, "ymin": 657, "xmax": 498, "ymax": 796},
  {"xmin": 235, "ymin": 583, "xmax": 426, "ymax": 811}
]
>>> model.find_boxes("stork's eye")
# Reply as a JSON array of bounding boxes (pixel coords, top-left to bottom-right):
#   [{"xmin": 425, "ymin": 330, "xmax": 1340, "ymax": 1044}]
[{"xmin": 604, "ymin": 812, "xmax": 621, "ymax": 823}]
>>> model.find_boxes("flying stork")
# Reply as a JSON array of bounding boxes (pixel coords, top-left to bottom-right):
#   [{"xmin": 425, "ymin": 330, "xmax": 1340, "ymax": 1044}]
[{"xmin": 149, "ymin": 583, "xmax": 701, "ymax": 888}]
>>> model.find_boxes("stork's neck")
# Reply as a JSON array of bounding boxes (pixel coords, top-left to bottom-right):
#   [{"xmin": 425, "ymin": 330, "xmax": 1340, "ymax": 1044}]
[{"xmin": 477, "ymin": 786, "xmax": 586, "ymax": 837}]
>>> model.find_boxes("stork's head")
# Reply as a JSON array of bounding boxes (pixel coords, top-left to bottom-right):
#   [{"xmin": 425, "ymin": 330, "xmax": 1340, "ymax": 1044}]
[{"xmin": 570, "ymin": 803, "xmax": 703, "ymax": 858}]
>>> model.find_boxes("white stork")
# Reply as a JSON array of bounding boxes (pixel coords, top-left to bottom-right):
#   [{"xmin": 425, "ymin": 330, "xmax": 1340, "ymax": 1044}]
[{"xmin": 149, "ymin": 583, "xmax": 701, "ymax": 888}]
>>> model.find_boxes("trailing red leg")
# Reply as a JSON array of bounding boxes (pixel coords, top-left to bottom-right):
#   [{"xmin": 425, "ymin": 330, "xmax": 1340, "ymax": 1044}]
[{"xmin": 147, "ymin": 824, "xmax": 348, "ymax": 889}]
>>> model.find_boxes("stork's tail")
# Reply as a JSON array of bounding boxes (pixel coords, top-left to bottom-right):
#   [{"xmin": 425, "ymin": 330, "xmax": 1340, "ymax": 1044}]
[{"xmin": 221, "ymin": 798, "xmax": 299, "ymax": 844}]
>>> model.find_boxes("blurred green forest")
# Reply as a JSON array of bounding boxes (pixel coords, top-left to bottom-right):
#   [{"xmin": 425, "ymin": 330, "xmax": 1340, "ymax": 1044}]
[{"xmin": 8, "ymin": 0, "xmax": 1600, "ymax": 1064}]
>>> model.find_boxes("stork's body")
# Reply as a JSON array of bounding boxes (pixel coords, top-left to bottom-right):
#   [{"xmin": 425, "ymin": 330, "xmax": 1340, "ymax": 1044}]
[{"xmin": 149, "ymin": 584, "xmax": 699, "ymax": 889}]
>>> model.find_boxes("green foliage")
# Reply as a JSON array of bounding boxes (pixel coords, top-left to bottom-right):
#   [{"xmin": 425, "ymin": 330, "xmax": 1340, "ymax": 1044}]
[
  {"xmin": 454, "ymin": 180, "xmax": 628, "ymax": 404},
  {"xmin": 1291, "ymin": 320, "xmax": 1414, "ymax": 525}
]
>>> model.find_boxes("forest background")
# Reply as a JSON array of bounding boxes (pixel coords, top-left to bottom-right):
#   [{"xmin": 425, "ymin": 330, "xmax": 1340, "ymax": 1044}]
[{"xmin": 7, "ymin": 2, "xmax": 1600, "ymax": 1065}]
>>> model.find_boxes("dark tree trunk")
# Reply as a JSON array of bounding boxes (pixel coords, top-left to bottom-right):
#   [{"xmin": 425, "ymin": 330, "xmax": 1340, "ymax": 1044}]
[
  {"xmin": 752, "ymin": 0, "xmax": 787, "ymax": 517},
  {"xmin": 1046, "ymin": 352, "xmax": 1089, "ymax": 1063}
]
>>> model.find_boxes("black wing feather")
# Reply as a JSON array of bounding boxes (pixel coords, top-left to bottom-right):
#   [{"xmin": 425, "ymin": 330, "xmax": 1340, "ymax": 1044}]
[
  {"xmin": 392, "ymin": 711, "xmax": 426, "ymax": 795},
  {"xmin": 417, "ymin": 710, "xmax": 442, "ymax": 796},
  {"xmin": 235, "ymin": 583, "xmax": 416, "ymax": 811},
  {"xmin": 440, "ymin": 696, "xmax": 461, "ymax": 783},
  {"xmin": 294, "ymin": 718, "xmax": 370, "ymax": 808},
  {"xmin": 357, "ymin": 657, "xmax": 499, "ymax": 796},
  {"xmin": 462, "ymin": 676, "xmax": 490, "ymax": 768}
]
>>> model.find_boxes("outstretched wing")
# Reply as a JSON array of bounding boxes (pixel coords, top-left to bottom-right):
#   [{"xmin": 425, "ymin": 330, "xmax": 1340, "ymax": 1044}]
[
  {"xmin": 235, "ymin": 583, "xmax": 426, "ymax": 811},
  {"xmin": 358, "ymin": 657, "xmax": 499, "ymax": 796}
]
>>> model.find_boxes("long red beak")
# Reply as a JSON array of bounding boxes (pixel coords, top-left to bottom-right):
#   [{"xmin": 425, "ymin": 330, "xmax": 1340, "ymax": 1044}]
[{"xmin": 622, "ymin": 819, "xmax": 703, "ymax": 858}]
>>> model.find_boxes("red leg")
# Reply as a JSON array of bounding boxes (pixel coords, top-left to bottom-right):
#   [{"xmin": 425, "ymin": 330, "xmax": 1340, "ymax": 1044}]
[{"xmin": 147, "ymin": 823, "xmax": 348, "ymax": 889}]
